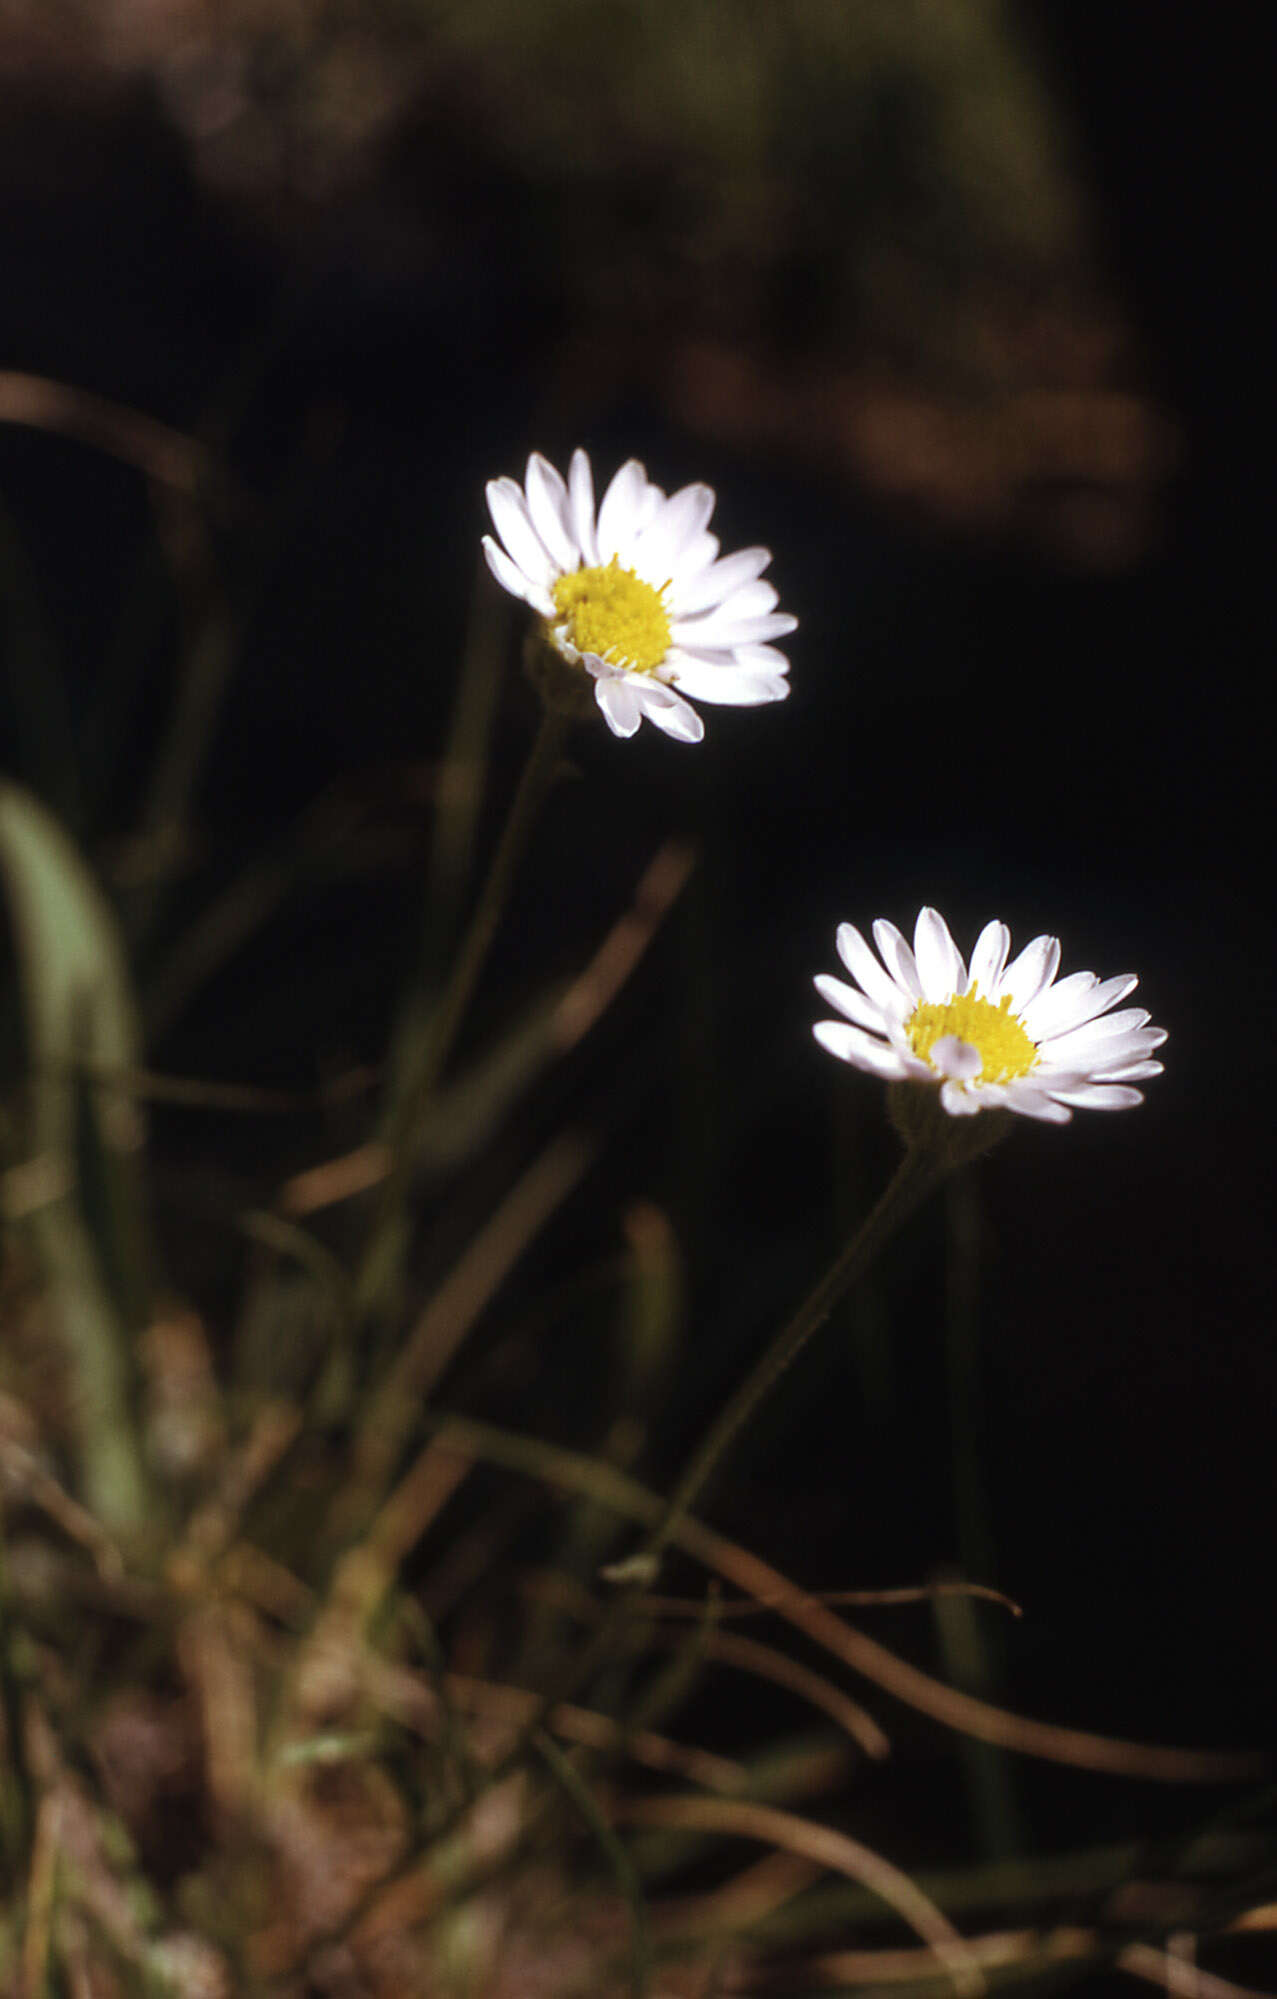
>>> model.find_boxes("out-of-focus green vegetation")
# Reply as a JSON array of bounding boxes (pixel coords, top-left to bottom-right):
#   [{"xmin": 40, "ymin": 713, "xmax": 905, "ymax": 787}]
[
  {"xmin": 2, "ymin": 0, "xmax": 1172, "ymax": 558},
  {"xmin": 1, "ymin": 6, "xmax": 1266, "ymax": 1995}
]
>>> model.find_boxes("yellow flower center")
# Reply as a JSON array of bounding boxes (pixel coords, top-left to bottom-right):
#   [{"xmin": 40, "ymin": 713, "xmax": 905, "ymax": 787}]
[
  {"xmin": 906, "ymin": 986, "xmax": 1038, "ymax": 1083},
  {"xmin": 550, "ymin": 560, "xmax": 671, "ymax": 674}
]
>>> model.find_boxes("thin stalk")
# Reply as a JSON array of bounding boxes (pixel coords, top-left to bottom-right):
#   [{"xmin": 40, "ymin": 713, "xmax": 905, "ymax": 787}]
[
  {"xmin": 502, "ymin": 1140, "xmax": 941, "ymax": 1766},
  {"xmin": 633, "ymin": 1141, "xmax": 940, "ymax": 1574},
  {"xmin": 534, "ymin": 1732, "xmax": 652, "ymax": 1999},
  {"xmin": 356, "ymin": 706, "xmax": 569, "ymax": 1318}
]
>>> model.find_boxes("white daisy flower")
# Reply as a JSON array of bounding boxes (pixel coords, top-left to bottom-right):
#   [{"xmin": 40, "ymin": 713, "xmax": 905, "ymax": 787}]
[
  {"xmin": 482, "ymin": 449, "xmax": 796, "ymax": 744},
  {"xmin": 813, "ymin": 906, "xmax": 1166, "ymax": 1124}
]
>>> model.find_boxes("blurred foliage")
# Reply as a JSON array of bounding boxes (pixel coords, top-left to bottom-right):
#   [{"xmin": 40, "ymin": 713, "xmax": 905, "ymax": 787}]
[
  {"xmin": 1, "ymin": 603, "xmax": 1269, "ymax": 1989},
  {"xmin": 1, "ymin": 0, "xmax": 1173, "ymax": 559},
  {"xmin": 0, "ymin": 4, "xmax": 1268, "ymax": 1993},
  {"xmin": 5, "ymin": 0, "xmax": 1081, "ymax": 248},
  {"xmin": 0, "ymin": 785, "xmax": 151, "ymax": 1540}
]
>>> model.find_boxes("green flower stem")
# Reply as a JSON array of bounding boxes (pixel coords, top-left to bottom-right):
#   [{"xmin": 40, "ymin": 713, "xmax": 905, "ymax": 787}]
[
  {"xmin": 630, "ymin": 1138, "xmax": 942, "ymax": 1583},
  {"xmin": 467, "ymin": 1139, "xmax": 943, "ymax": 1799},
  {"xmin": 356, "ymin": 706, "xmax": 569, "ymax": 1318}
]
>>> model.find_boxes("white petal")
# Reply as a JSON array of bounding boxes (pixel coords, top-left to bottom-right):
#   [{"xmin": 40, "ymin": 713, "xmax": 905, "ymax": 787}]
[
  {"xmin": 968, "ymin": 920, "xmax": 1011, "ymax": 995},
  {"xmin": 1083, "ymin": 1022, "xmax": 1165, "ymax": 1062},
  {"xmin": 883, "ymin": 1023, "xmax": 935, "ymax": 1079},
  {"xmin": 813, "ymin": 1020, "xmax": 907, "ymax": 1079},
  {"xmin": 1094, "ymin": 1058, "xmax": 1163, "ymax": 1082},
  {"xmin": 1002, "ymin": 1083, "xmax": 1073, "ymax": 1124},
  {"xmin": 486, "ymin": 477, "xmax": 558, "ymax": 590},
  {"xmin": 673, "ymin": 609, "xmax": 798, "ymax": 646},
  {"xmin": 913, "ymin": 907, "xmax": 967, "ymax": 1002},
  {"xmin": 1023, "ymin": 971, "xmax": 1143, "ymax": 1039},
  {"xmin": 568, "ymin": 449, "xmax": 599, "ymax": 564},
  {"xmin": 712, "ymin": 578, "xmax": 779, "ymax": 619},
  {"xmin": 667, "ymin": 643, "xmax": 746, "ymax": 668},
  {"xmin": 1050, "ymin": 1041, "xmax": 1165, "ymax": 1086},
  {"xmin": 668, "ymin": 545, "xmax": 771, "ymax": 615},
  {"xmin": 733, "ymin": 643, "xmax": 790, "ymax": 672},
  {"xmin": 835, "ymin": 923, "xmax": 913, "ymax": 1020},
  {"xmin": 1041, "ymin": 1014, "xmax": 1161, "ymax": 1066},
  {"xmin": 1046, "ymin": 1083, "xmax": 1144, "ymax": 1111},
  {"xmin": 675, "ymin": 530, "xmax": 720, "ymax": 578},
  {"xmin": 1037, "ymin": 1027, "xmax": 1148, "ymax": 1070},
  {"xmin": 813, "ymin": 974, "xmax": 888, "ymax": 1034},
  {"xmin": 872, "ymin": 919, "xmax": 923, "ymax": 1002},
  {"xmin": 524, "ymin": 453, "xmax": 579, "ymax": 572},
  {"xmin": 634, "ymin": 478, "xmax": 665, "ymax": 535},
  {"xmin": 594, "ymin": 675, "xmax": 642, "ymax": 737},
  {"xmin": 972, "ymin": 1082, "xmax": 1010, "ymax": 1107},
  {"xmin": 596, "ymin": 460, "xmax": 649, "ymax": 563},
  {"xmin": 932, "ymin": 1036, "xmax": 982, "ymax": 1082},
  {"xmin": 482, "ymin": 535, "xmax": 554, "ymax": 615},
  {"xmin": 636, "ymin": 683, "xmax": 705, "ymax": 743},
  {"xmin": 1000, "ymin": 933, "xmax": 1061, "ymax": 1012},
  {"xmin": 940, "ymin": 1080, "xmax": 983, "ymax": 1116},
  {"xmin": 665, "ymin": 659, "xmax": 787, "ymax": 705},
  {"xmin": 1018, "ymin": 970, "xmax": 1098, "ymax": 1039},
  {"xmin": 633, "ymin": 482, "xmax": 717, "ymax": 580}
]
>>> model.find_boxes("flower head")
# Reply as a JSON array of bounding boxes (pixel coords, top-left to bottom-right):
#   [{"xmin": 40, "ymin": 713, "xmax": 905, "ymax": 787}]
[
  {"xmin": 813, "ymin": 906, "xmax": 1166, "ymax": 1123},
  {"xmin": 483, "ymin": 450, "xmax": 795, "ymax": 743}
]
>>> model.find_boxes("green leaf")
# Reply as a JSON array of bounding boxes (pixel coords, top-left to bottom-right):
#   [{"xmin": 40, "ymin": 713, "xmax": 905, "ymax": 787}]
[{"xmin": 0, "ymin": 782, "xmax": 150, "ymax": 1537}]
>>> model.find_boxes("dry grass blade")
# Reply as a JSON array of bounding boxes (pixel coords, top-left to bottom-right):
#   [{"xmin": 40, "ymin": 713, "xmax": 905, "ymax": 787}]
[
  {"xmin": 431, "ymin": 1417, "xmax": 1262, "ymax": 1784},
  {"xmin": 282, "ymin": 1140, "xmax": 390, "ymax": 1216},
  {"xmin": 655, "ymin": 1851, "xmax": 822, "ymax": 1943},
  {"xmin": 787, "ymin": 1931, "xmax": 1277, "ymax": 1999},
  {"xmin": 676, "ymin": 1520, "xmax": 1261, "ymax": 1786},
  {"xmin": 534, "ymin": 1731, "xmax": 653, "ymax": 1999},
  {"xmin": 688, "ymin": 1631, "xmax": 888, "ymax": 1763},
  {"xmin": 736, "ymin": 1926, "xmax": 1087, "ymax": 1990},
  {"xmin": 1117, "ymin": 1943, "xmax": 1274, "ymax": 1999},
  {"xmin": 172, "ymin": 1401, "xmax": 302, "ymax": 1581},
  {"xmin": 619, "ymin": 1796, "xmax": 985, "ymax": 1996},
  {"xmin": 178, "ymin": 1605, "xmax": 260, "ymax": 1819},
  {"xmin": 285, "ymin": 1438, "xmax": 475, "ymax": 1736},
  {"xmin": 277, "ymin": 838, "xmax": 694, "ymax": 1218},
  {"xmin": 0, "ymin": 369, "xmax": 206, "ymax": 491},
  {"xmin": 552, "ymin": 839, "xmax": 698, "ymax": 1050},
  {"xmin": 522, "ymin": 1571, "xmax": 888, "ymax": 1762},
  {"xmin": 22, "ymin": 1791, "xmax": 62, "ymax": 1999},
  {"xmin": 1230, "ymin": 1906, "xmax": 1277, "ymax": 1932},
  {"xmin": 51, "ymin": 1057, "xmax": 376, "ymax": 1115},
  {"xmin": 645, "ymin": 1581, "xmax": 1022, "ymax": 1621},
  {"xmin": 445, "ymin": 1672, "xmax": 747, "ymax": 1793},
  {"xmin": 0, "ymin": 1431, "xmax": 123, "ymax": 1580},
  {"xmin": 336, "ymin": 1130, "xmax": 594, "ymax": 1536}
]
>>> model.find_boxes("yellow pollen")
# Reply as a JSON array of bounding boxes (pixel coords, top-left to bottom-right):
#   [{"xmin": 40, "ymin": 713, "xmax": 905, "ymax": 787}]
[
  {"xmin": 550, "ymin": 559, "xmax": 672, "ymax": 675},
  {"xmin": 906, "ymin": 985, "xmax": 1038, "ymax": 1083}
]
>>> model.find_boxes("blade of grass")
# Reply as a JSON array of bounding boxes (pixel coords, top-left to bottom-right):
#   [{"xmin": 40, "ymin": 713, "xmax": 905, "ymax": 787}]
[
  {"xmin": 0, "ymin": 784, "xmax": 151, "ymax": 1538},
  {"xmin": 522, "ymin": 1571, "xmax": 889, "ymax": 1761},
  {"xmin": 618, "ymin": 1795, "xmax": 984, "ymax": 1997},
  {"xmin": 278, "ymin": 838, "xmax": 695, "ymax": 1215},
  {"xmin": 422, "ymin": 1415, "xmax": 1262, "ymax": 1784},
  {"xmin": 534, "ymin": 1731, "xmax": 653, "ymax": 1999},
  {"xmin": 21, "ymin": 1793, "xmax": 62, "ymax": 1999},
  {"xmin": 0, "ymin": 371, "xmax": 204, "ymax": 492},
  {"xmin": 357, "ymin": 706, "xmax": 570, "ymax": 1322},
  {"xmin": 446, "ymin": 1672, "xmax": 745, "ymax": 1794},
  {"xmin": 333, "ymin": 1128, "xmax": 594, "ymax": 1543}
]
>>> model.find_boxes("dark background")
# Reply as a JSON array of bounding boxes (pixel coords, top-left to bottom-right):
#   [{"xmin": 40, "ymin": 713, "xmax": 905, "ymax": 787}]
[{"xmin": 2, "ymin": 0, "xmax": 1272, "ymax": 1954}]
